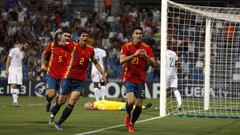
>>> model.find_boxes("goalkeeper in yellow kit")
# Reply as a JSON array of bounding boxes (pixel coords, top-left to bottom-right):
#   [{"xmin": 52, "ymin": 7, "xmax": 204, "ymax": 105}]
[{"xmin": 84, "ymin": 100, "xmax": 152, "ymax": 111}]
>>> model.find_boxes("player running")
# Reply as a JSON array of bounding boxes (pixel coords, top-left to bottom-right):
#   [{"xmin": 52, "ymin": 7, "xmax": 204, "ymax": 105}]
[
  {"xmin": 120, "ymin": 26, "xmax": 157, "ymax": 133},
  {"xmin": 50, "ymin": 30, "xmax": 107, "ymax": 131},
  {"xmin": 41, "ymin": 28, "xmax": 71, "ymax": 113}
]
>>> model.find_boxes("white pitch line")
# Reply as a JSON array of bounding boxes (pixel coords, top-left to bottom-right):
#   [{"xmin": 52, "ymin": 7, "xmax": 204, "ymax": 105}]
[{"xmin": 74, "ymin": 116, "xmax": 161, "ymax": 135}]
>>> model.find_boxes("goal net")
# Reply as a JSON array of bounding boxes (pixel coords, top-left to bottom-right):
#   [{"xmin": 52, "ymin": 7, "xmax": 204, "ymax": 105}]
[{"xmin": 161, "ymin": 0, "xmax": 240, "ymax": 118}]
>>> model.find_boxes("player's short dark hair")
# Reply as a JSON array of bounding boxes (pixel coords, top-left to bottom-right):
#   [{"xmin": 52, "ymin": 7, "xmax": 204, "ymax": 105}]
[
  {"xmin": 77, "ymin": 29, "xmax": 89, "ymax": 37},
  {"xmin": 17, "ymin": 35, "xmax": 28, "ymax": 44},
  {"xmin": 61, "ymin": 27, "xmax": 72, "ymax": 34},
  {"xmin": 131, "ymin": 26, "xmax": 143, "ymax": 34}
]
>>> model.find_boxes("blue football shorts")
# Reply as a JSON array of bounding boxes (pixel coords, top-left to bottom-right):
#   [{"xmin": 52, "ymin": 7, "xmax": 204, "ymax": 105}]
[
  {"xmin": 60, "ymin": 78, "xmax": 84, "ymax": 95},
  {"xmin": 124, "ymin": 81, "xmax": 145, "ymax": 99},
  {"xmin": 46, "ymin": 74, "xmax": 61, "ymax": 92}
]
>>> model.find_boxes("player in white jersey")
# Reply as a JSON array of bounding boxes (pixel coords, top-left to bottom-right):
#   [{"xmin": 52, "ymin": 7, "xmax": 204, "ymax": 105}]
[
  {"xmin": 91, "ymin": 47, "xmax": 107, "ymax": 100},
  {"xmin": 167, "ymin": 49, "xmax": 182, "ymax": 111},
  {"xmin": 5, "ymin": 37, "xmax": 29, "ymax": 107}
]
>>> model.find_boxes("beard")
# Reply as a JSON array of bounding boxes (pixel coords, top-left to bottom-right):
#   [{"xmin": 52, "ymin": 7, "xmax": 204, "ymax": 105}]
[{"xmin": 20, "ymin": 45, "xmax": 28, "ymax": 51}]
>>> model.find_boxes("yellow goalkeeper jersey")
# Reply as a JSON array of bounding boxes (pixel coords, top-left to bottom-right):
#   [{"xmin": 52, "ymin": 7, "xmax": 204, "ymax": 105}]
[{"xmin": 93, "ymin": 100, "xmax": 126, "ymax": 111}]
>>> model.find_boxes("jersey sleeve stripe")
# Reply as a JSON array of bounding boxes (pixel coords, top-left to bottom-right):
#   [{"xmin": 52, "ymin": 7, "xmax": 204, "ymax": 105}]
[
  {"xmin": 122, "ymin": 64, "xmax": 128, "ymax": 82},
  {"xmin": 47, "ymin": 42, "xmax": 54, "ymax": 74},
  {"xmin": 64, "ymin": 46, "xmax": 76, "ymax": 78}
]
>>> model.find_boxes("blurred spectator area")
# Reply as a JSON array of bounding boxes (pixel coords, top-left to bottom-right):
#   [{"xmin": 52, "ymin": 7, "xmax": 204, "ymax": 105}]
[{"xmin": 0, "ymin": 0, "xmax": 238, "ymax": 82}]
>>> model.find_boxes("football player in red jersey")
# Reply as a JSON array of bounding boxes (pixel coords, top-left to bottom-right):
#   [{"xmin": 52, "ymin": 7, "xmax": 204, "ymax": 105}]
[
  {"xmin": 41, "ymin": 28, "xmax": 71, "ymax": 114},
  {"xmin": 50, "ymin": 30, "xmax": 107, "ymax": 131},
  {"xmin": 120, "ymin": 26, "xmax": 157, "ymax": 133}
]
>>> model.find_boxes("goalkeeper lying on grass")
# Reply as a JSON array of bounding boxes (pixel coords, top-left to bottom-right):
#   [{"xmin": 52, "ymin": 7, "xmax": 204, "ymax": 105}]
[{"xmin": 84, "ymin": 100, "xmax": 152, "ymax": 111}]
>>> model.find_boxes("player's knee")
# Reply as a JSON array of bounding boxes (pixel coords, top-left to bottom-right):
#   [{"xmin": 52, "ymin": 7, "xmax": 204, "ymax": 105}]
[
  {"xmin": 67, "ymin": 104, "xmax": 74, "ymax": 110},
  {"xmin": 58, "ymin": 97, "xmax": 67, "ymax": 105},
  {"xmin": 126, "ymin": 96, "xmax": 135, "ymax": 104},
  {"xmin": 100, "ymin": 80, "xmax": 105, "ymax": 86},
  {"xmin": 47, "ymin": 93, "xmax": 55, "ymax": 99},
  {"xmin": 127, "ymin": 100, "xmax": 135, "ymax": 105},
  {"xmin": 136, "ymin": 102, "xmax": 143, "ymax": 107},
  {"xmin": 47, "ymin": 89, "xmax": 56, "ymax": 96},
  {"xmin": 10, "ymin": 84, "xmax": 18, "ymax": 89},
  {"xmin": 69, "ymin": 97, "xmax": 79, "ymax": 105}
]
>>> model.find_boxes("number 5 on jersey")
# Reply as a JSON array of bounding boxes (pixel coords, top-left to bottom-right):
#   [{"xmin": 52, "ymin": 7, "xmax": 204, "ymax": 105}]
[
  {"xmin": 80, "ymin": 58, "xmax": 84, "ymax": 65},
  {"xmin": 58, "ymin": 56, "xmax": 62, "ymax": 62}
]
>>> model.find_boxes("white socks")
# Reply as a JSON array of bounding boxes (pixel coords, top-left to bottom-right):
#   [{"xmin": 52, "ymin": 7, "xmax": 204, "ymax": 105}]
[
  {"xmin": 101, "ymin": 86, "xmax": 106, "ymax": 100},
  {"xmin": 94, "ymin": 88, "xmax": 100, "ymax": 100},
  {"xmin": 12, "ymin": 94, "xmax": 18, "ymax": 103},
  {"xmin": 174, "ymin": 90, "xmax": 182, "ymax": 106},
  {"xmin": 94, "ymin": 86, "xmax": 106, "ymax": 100},
  {"xmin": 11, "ymin": 88, "xmax": 19, "ymax": 103}
]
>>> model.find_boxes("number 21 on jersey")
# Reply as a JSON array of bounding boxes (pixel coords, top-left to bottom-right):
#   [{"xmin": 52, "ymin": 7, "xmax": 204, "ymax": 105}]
[{"xmin": 132, "ymin": 57, "xmax": 139, "ymax": 64}]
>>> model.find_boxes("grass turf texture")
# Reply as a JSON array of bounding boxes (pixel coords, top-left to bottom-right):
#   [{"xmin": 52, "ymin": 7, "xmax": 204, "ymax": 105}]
[{"xmin": 0, "ymin": 96, "xmax": 239, "ymax": 135}]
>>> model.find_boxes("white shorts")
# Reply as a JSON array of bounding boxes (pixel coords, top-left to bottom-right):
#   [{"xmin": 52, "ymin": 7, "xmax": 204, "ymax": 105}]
[
  {"xmin": 8, "ymin": 68, "xmax": 23, "ymax": 85},
  {"xmin": 91, "ymin": 72, "xmax": 102, "ymax": 83},
  {"xmin": 167, "ymin": 74, "xmax": 178, "ymax": 88}
]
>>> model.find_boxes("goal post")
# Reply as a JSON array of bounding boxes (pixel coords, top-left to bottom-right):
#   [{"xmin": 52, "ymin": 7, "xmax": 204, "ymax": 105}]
[
  {"xmin": 160, "ymin": 0, "xmax": 168, "ymax": 117},
  {"xmin": 204, "ymin": 18, "xmax": 211, "ymax": 111},
  {"xmin": 161, "ymin": 0, "xmax": 240, "ymax": 118}
]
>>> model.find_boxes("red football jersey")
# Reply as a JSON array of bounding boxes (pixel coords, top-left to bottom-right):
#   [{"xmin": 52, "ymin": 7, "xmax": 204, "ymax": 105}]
[
  {"xmin": 121, "ymin": 42, "xmax": 154, "ymax": 84},
  {"xmin": 45, "ymin": 42, "xmax": 69, "ymax": 79},
  {"xmin": 64, "ymin": 44, "xmax": 95, "ymax": 80}
]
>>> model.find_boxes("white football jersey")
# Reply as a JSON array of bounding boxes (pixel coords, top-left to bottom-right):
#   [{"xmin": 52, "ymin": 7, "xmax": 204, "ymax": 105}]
[
  {"xmin": 8, "ymin": 47, "xmax": 24, "ymax": 69},
  {"xmin": 8, "ymin": 47, "xmax": 24, "ymax": 85},
  {"xmin": 91, "ymin": 48, "xmax": 106, "ymax": 74},
  {"xmin": 167, "ymin": 49, "xmax": 178, "ymax": 75}
]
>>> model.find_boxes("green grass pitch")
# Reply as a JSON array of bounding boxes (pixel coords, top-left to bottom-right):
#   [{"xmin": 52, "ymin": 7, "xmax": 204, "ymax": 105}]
[{"xmin": 0, "ymin": 96, "xmax": 239, "ymax": 135}]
